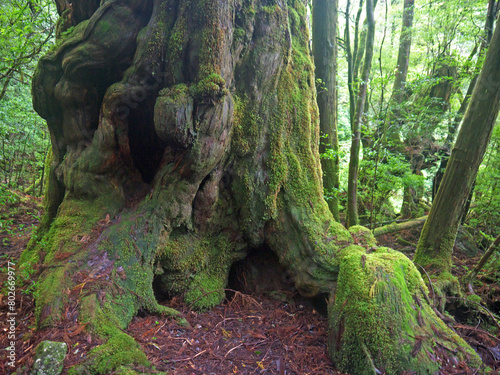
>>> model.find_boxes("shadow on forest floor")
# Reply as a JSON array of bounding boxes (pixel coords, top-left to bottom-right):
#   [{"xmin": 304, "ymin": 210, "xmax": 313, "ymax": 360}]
[{"xmin": 1, "ymin": 192, "xmax": 499, "ymax": 374}]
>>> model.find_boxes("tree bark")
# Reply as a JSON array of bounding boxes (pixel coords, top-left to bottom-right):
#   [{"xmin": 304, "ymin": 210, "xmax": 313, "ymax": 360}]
[
  {"xmin": 391, "ymin": 0, "xmax": 414, "ymax": 106},
  {"xmin": 24, "ymin": 1, "xmax": 481, "ymax": 373},
  {"xmin": 347, "ymin": 0, "xmax": 375, "ymax": 228},
  {"xmin": 433, "ymin": 0, "xmax": 497, "ymax": 205},
  {"xmin": 344, "ymin": 0, "xmax": 356, "ymax": 126},
  {"xmin": 415, "ymin": 19, "xmax": 500, "ymax": 274},
  {"xmin": 313, "ymin": 0, "xmax": 340, "ymax": 221},
  {"xmin": 386, "ymin": 0, "xmax": 420, "ymax": 219},
  {"xmin": 352, "ymin": 0, "xmax": 365, "ymax": 88}
]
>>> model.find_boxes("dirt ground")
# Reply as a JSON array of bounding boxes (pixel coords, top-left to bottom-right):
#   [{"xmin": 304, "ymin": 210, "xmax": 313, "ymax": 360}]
[{"xmin": 1, "ymin": 193, "xmax": 499, "ymax": 374}]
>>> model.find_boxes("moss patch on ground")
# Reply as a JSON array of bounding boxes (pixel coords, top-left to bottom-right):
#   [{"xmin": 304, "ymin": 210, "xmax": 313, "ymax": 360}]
[{"xmin": 67, "ymin": 296, "xmax": 150, "ymax": 374}]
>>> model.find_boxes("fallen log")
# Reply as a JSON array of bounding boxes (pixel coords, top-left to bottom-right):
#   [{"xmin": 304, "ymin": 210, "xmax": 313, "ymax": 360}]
[{"xmin": 373, "ymin": 215, "xmax": 428, "ymax": 237}]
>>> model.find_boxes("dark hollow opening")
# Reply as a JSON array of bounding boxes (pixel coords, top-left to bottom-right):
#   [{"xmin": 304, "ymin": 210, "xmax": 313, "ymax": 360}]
[
  {"xmin": 226, "ymin": 245, "xmax": 296, "ymax": 298},
  {"xmin": 226, "ymin": 246, "xmax": 328, "ymax": 315},
  {"xmin": 127, "ymin": 99, "xmax": 164, "ymax": 184}
]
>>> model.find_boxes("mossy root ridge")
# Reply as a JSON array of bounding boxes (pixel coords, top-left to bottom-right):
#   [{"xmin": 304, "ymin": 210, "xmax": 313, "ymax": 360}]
[
  {"xmin": 21, "ymin": 196, "xmax": 181, "ymax": 374},
  {"xmin": 328, "ymin": 242, "xmax": 482, "ymax": 375}
]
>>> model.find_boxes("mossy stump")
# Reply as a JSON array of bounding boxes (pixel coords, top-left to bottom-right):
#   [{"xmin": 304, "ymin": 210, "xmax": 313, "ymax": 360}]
[{"xmin": 329, "ymin": 244, "xmax": 481, "ymax": 374}]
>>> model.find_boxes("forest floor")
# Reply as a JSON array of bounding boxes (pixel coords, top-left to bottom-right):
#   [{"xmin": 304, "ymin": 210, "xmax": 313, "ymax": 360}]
[{"xmin": 1, "ymin": 193, "xmax": 499, "ymax": 374}]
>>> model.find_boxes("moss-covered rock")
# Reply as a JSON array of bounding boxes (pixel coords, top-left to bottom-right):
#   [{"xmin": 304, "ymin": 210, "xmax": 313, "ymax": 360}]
[{"xmin": 31, "ymin": 341, "xmax": 67, "ymax": 375}]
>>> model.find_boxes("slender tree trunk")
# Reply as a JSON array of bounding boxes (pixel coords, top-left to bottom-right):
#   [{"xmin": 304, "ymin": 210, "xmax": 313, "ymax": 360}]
[
  {"xmin": 347, "ymin": 0, "xmax": 375, "ymax": 228},
  {"xmin": 466, "ymin": 234, "xmax": 500, "ymax": 281},
  {"xmin": 383, "ymin": 0, "xmax": 418, "ymax": 218},
  {"xmin": 345, "ymin": 0, "xmax": 356, "ymax": 126},
  {"xmin": 391, "ymin": 0, "xmax": 414, "ymax": 108},
  {"xmin": 352, "ymin": 0, "xmax": 365, "ymax": 87},
  {"xmin": 313, "ymin": 0, "xmax": 340, "ymax": 221},
  {"xmin": 381, "ymin": 0, "xmax": 414, "ymax": 146},
  {"xmin": 353, "ymin": 0, "xmax": 380, "ymax": 88},
  {"xmin": 415, "ymin": 20, "xmax": 500, "ymax": 273},
  {"xmin": 23, "ymin": 1, "xmax": 481, "ymax": 373},
  {"xmin": 0, "ymin": 75, "xmax": 13, "ymax": 102},
  {"xmin": 433, "ymin": 0, "xmax": 497, "ymax": 205}
]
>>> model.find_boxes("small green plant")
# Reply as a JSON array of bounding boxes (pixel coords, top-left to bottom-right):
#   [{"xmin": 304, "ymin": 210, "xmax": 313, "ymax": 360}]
[{"xmin": 19, "ymin": 261, "xmax": 38, "ymax": 296}]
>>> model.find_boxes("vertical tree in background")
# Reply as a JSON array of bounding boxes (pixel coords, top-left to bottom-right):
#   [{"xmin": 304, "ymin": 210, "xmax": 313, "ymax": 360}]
[
  {"xmin": 346, "ymin": 0, "xmax": 375, "ymax": 227},
  {"xmin": 385, "ymin": 0, "xmax": 414, "ymax": 141},
  {"xmin": 313, "ymin": 0, "xmax": 340, "ymax": 221},
  {"xmin": 415, "ymin": 19, "xmax": 500, "ymax": 275},
  {"xmin": 433, "ymin": 0, "xmax": 498, "ymax": 202},
  {"xmin": 447, "ymin": 0, "xmax": 497, "ymax": 147},
  {"xmin": 344, "ymin": 0, "xmax": 369, "ymax": 127},
  {"xmin": 387, "ymin": 0, "xmax": 417, "ymax": 218}
]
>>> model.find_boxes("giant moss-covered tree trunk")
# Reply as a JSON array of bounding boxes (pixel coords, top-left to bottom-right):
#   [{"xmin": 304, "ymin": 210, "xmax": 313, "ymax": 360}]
[{"xmin": 23, "ymin": 1, "xmax": 481, "ymax": 373}]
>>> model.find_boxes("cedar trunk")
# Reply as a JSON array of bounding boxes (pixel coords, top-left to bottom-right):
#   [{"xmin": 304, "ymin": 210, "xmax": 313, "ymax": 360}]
[
  {"xmin": 23, "ymin": 1, "xmax": 480, "ymax": 374},
  {"xmin": 346, "ymin": 0, "xmax": 375, "ymax": 228},
  {"xmin": 312, "ymin": 0, "xmax": 340, "ymax": 221},
  {"xmin": 415, "ymin": 18, "xmax": 500, "ymax": 274}
]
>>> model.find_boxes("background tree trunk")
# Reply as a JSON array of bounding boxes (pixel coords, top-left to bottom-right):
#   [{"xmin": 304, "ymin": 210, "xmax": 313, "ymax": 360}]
[
  {"xmin": 382, "ymin": 0, "xmax": 414, "ymax": 146},
  {"xmin": 391, "ymin": 0, "xmax": 417, "ymax": 219},
  {"xmin": 415, "ymin": 18, "xmax": 500, "ymax": 274},
  {"xmin": 390, "ymin": 0, "xmax": 414, "ymax": 107},
  {"xmin": 347, "ymin": 0, "xmax": 375, "ymax": 228},
  {"xmin": 313, "ymin": 0, "xmax": 340, "ymax": 221},
  {"xmin": 466, "ymin": 234, "xmax": 500, "ymax": 282},
  {"xmin": 23, "ymin": 1, "xmax": 481, "ymax": 373},
  {"xmin": 432, "ymin": 0, "xmax": 497, "ymax": 206}
]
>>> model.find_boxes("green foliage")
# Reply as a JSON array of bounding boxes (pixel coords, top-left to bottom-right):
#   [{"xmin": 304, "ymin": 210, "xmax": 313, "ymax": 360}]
[
  {"xmin": 483, "ymin": 252, "xmax": 500, "ymax": 285},
  {"xmin": 0, "ymin": 185, "xmax": 41, "ymax": 247},
  {"xmin": 0, "ymin": 0, "xmax": 54, "ymax": 193},
  {"xmin": 465, "ymin": 124, "xmax": 500, "ymax": 246},
  {"xmin": 0, "ymin": 0, "xmax": 56, "ymax": 99},
  {"xmin": 0, "ymin": 81, "xmax": 49, "ymax": 191},
  {"xmin": 0, "ymin": 184, "xmax": 20, "ymax": 206},
  {"xmin": 358, "ymin": 147, "xmax": 413, "ymax": 226},
  {"xmin": 332, "ymin": 0, "xmax": 488, "ymax": 222}
]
